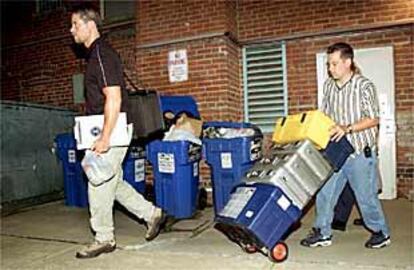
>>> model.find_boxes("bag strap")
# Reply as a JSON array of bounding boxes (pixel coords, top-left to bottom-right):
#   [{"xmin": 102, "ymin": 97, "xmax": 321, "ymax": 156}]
[{"xmin": 123, "ymin": 70, "xmax": 150, "ymax": 94}]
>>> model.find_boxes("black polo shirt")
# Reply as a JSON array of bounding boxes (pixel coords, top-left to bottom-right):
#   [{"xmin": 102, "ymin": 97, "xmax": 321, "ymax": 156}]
[{"xmin": 84, "ymin": 37, "xmax": 128, "ymax": 115}]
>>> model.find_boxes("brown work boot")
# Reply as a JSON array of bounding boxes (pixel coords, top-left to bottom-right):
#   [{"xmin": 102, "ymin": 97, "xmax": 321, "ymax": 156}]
[
  {"xmin": 145, "ymin": 207, "xmax": 167, "ymax": 241},
  {"xmin": 76, "ymin": 240, "xmax": 116, "ymax": 259}
]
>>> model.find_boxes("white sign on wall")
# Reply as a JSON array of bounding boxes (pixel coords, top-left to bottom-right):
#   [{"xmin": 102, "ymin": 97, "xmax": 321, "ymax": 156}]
[{"xmin": 168, "ymin": 49, "xmax": 188, "ymax": 82}]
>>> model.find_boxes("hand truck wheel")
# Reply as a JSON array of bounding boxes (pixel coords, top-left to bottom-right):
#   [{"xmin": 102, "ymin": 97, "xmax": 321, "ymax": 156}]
[
  {"xmin": 242, "ymin": 243, "xmax": 258, "ymax": 254},
  {"xmin": 268, "ymin": 242, "xmax": 288, "ymax": 263}
]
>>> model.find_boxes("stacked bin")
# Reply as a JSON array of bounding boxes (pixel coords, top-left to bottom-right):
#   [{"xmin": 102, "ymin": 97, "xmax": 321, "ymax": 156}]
[
  {"xmin": 54, "ymin": 133, "xmax": 88, "ymax": 207},
  {"xmin": 202, "ymin": 122, "xmax": 263, "ymax": 215},
  {"xmin": 216, "ymin": 183, "xmax": 301, "ymax": 262},
  {"xmin": 215, "ymin": 110, "xmax": 355, "ymax": 262},
  {"xmin": 122, "ymin": 145, "xmax": 146, "ymax": 194},
  {"xmin": 146, "ymin": 95, "xmax": 202, "ymax": 219}
]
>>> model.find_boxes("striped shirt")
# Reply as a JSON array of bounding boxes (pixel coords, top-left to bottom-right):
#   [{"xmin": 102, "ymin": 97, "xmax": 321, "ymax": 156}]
[{"xmin": 321, "ymin": 74, "xmax": 380, "ymax": 154}]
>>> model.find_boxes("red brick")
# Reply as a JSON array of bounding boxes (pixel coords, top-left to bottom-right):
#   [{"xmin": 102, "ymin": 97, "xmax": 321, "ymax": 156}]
[{"xmin": 2, "ymin": 0, "xmax": 412, "ymax": 197}]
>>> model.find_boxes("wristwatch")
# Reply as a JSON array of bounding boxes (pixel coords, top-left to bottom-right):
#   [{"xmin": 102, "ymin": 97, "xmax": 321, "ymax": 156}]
[{"xmin": 346, "ymin": 124, "xmax": 353, "ymax": 134}]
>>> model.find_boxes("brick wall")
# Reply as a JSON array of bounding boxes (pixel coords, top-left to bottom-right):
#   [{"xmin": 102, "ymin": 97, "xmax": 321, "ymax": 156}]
[
  {"xmin": 137, "ymin": 0, "xmax": 232, "ymax": 45},
  {"xmin": 135, "ymin": 37, "xmax": 242, "ymax": 121},
  {"xmin": 1, "ymin": 5, "xmax": 137, "ymax": 112},
  {"xmin": 1, "ymin": 0, "xmax": 412, "ymax": 198},
  {"xmin": 135, "ymin": 0, "xmax": 241, "ymax": 122},
  {"xmin": 238, "ymin": 0, "xmax": 414, "ymax": 199},
  {"xmin": 2, "ymin": 36, "xmax": 80, "ymax": 110},
  {"xmin": 238, "ymin": 0, "xmax": 413, "ymax": 42}
]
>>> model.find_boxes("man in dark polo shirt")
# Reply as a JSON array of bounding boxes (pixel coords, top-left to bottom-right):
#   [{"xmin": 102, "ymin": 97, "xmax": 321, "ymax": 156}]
[{"xmin": 70, "ymin": 6, "xmax": 166, "ymax": 259}]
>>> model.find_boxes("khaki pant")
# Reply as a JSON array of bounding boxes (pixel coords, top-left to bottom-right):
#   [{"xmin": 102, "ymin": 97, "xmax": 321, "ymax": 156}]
[{"xmin": 85, "ymin": 129, "xmax": 156, "ymax": 243}]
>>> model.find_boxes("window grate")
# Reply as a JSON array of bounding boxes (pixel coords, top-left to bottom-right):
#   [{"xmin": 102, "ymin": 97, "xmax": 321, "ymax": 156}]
[
  {"xmin": 36, "ymin": 0, "xmax": 63, "ymax": 14},
  {"xmin": 100, "ymin": 0, "xmax": 135, "ymax": 23},
  {"xmin": 243, "ymin": 43, "xmax": 288, "ymax": 133}
]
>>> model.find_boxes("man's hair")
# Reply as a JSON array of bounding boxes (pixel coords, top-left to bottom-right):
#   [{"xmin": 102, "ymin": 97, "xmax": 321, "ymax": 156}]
[
  {"xmin": 72, "ymin": 6, "xmax": 102, "ymax": 30},
  {"xmin": 327, "ymin": 42, "xmax": 359, "ymax": 73},
  {"xmin": 327, "ymin": 42, "xmax": 354, "ymax": 59}
]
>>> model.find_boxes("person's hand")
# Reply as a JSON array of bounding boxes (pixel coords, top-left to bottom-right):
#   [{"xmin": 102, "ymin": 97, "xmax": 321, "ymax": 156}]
[
  {"xmin": 91, "ymin": 137, "xmax": 110, "ymax": 154},
  {"xmin": 330, "ymin": 124, "xmax": 347, "ymax": 142}
]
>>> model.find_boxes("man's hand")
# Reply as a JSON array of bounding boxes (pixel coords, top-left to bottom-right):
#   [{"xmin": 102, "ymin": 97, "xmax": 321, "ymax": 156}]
[
  {"xmin": 330, "ymin": 124, "xmax": 347, "ymax": 142},
  {"xmin": 91, "ymin": 137, "xmax": 110, "ymax": 154}
]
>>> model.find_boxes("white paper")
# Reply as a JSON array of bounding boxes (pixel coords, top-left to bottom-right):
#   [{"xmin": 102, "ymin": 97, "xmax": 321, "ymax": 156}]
[
  {"xmin": 219, "ymin": 187, "xmax": 256, "ymax": 219},
  {"xmin": 277, "ymin": 195, "xmax": 291, "ymax": 211},
  {"xmin": 245, "ymin": 210, "xmax": 254, "ymax": 218},
  {"xmin": 193, "ymin": 162, "xmax": 198, "ymax": 177},
  {"xmin": 158, "ymin": 153, "xmax": 175, "ymax": 173},
  {"xmin": 221, "ymin": 153, "xmax": 233, "ymax": 169},
  {"xmin": 134, "ymin": 159, "xmax": 145, "ymax": 182},
  {"xmin": 163, "ymin": 125, "xmax": 202, "ymax": 145},
  {"xmin": 68, "ymin": 150, "xmax": 76, "ymax": 163}
]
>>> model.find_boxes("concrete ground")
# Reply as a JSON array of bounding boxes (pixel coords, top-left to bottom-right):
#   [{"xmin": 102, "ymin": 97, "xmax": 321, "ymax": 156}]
[{"xmin": 1, "ymin": 198, "xmax": 413, "ymax": 270}]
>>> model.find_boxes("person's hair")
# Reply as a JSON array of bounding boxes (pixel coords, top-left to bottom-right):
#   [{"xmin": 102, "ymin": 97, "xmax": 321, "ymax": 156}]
[
  {"xmin": 327, "ymin": 42, "xmax": 360, "ymax": 74},
  {"xmin": 72, "ymin": 6, "xmax": 102, "ymax": 30}
]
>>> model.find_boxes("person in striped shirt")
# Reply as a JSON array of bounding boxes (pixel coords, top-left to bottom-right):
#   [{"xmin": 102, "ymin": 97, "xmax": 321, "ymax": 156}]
[{"xmin": 300, "ymin": 42, "xmax": 390, "ymax": 249}]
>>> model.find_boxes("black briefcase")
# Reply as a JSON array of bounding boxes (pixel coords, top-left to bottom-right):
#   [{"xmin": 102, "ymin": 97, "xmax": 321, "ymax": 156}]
[{"xmin": 127, "ymin": 89, "xmax": 165, "ymax": 142}]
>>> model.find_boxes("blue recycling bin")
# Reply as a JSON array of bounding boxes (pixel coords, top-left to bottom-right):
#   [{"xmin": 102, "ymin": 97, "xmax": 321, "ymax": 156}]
[
  {"xmin": 147, "ymin": 140, "xmax": 202, "ymax": 219},
  {"xmin": 146, "ymin": 95, "xmax": 202, "ymax": 219},
  {"xmin": 215, "ymin": 183, "xmax": 301, "ymax": 258},
  {"xmin": 122, "ymin": 145, "xmax": 146, "ymax": 194},
  {"xmin": 203, "ymin": 121, "xmax": 263, "ymax": 215},
  {"xmin": 54, "ymin": 133, "xmax": 88, "ymax": 207},
  {"xmin": 160, "ymin": 95, "xmax": 200, "ymax": 118}
]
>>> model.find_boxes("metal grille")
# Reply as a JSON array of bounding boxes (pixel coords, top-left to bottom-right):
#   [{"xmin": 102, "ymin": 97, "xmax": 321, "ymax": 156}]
[
  {"xmin": 36, "ymin": 0, "xmax": 63, "ymax": 14},
  {"xmin": 243, "ymin": 43, "xmax": 287, "ymax": 133},
  {"xmin": 101, "ymin": 0, "xmax": 135, "ymax": 22}
]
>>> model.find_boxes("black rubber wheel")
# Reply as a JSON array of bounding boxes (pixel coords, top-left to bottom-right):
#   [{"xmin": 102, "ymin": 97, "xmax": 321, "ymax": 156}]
[
  {"xmin": 268, "ymin": 242, "xmax": 288, "ymax": 263},
  {"xmin": 242, "ymin": 243, "xmax": 258, "ymax": 254},
  {"xmin": 197, "ymin": 187, "xmax": 207, "ymax": 210},
  {"xmin": 144, "ymin": 184, "xmax": 155, "ymax": 203}
]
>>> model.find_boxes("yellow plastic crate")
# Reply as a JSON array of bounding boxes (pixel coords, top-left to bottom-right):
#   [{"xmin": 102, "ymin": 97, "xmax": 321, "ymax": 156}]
[{"xmin": 272, "ymin": 110, "xmax": 335, "ymax": 149}]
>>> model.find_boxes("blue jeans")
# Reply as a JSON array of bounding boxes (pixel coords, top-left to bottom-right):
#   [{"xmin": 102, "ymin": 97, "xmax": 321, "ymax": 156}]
[{"xmin": 315, "ymin": 152, "xmax": 390, "ymax": 238}]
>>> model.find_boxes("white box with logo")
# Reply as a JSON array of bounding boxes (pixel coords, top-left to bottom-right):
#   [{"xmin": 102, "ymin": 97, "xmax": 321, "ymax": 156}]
[{"xmin": 74, "ymin": 112, "xmax": 130, "ymax": 150}]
